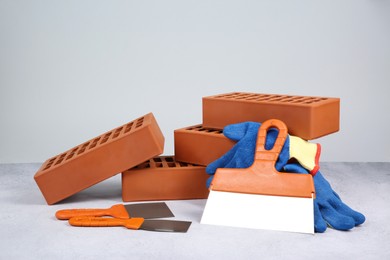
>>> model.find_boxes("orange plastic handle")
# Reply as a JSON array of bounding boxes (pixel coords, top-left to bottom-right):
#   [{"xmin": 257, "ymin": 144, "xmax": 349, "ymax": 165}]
[
  {"xmin": 55, "ymin": 204, "xmax": 130, "ymax": 220},
  {"xmin": 68, "ymin": 217, "xmax": 145, "ymax": 229},
  {"xmin": 254, "ymin": 119, "xmax": 288, "ymax": 165}
]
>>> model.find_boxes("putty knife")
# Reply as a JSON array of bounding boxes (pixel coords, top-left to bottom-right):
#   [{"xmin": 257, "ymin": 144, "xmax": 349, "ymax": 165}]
[
  {"xmin": 55, "ymin": 202, "xmax": 174, "ymax": 220},
  {"xmin": 69, "ymin": 217, "xmax": 191, "ymax": 233},
  {"xmin": 201, "ymin": 119, "xmax": 316, "ymax": 234}
]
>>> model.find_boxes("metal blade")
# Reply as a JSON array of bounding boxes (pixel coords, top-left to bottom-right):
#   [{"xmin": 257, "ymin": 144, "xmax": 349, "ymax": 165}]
[
  {"xmin": 124, "ymin": 202, "xmax": 174, "ymax": 219},
  {"xmin": 140, "ymin": 219, "xmax": 192, "ymax": 233},
  {"xmin": 201, "ymin": 190, "xmax": 314, "ymax": 234}
]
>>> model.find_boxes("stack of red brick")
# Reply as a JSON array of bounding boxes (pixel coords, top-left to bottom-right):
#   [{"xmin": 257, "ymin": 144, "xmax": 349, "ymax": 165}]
[{"xmin": 34, "ymin": 92, "xmax": 339, "ymax": 205}]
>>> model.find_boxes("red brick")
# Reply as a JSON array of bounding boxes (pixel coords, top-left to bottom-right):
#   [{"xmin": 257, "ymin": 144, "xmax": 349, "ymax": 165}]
[
  {"xmin": 174, "ymin": 125, "xmax": 235, "ymax": 166},
  {"xmin": 34, "ymin": 113, "xmax": 164, "ymax": 205},
  {"xmin": 122, "ymin": 156, "xmax": 209, "ymax": 201},
  {"xmin": 203, "ymin": 92, "xmax": 340, "ymax": 140}
]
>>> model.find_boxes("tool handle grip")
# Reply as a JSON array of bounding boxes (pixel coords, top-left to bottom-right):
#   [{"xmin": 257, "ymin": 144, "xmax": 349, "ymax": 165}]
[
  {"xmin": 68, "ymin": 217, "xmax": 144, "ymax": 229},
  {"xmin": 56, "ymin": 209, "xmax": 109, "ymax": 220},
  {"xmin": 254, "ymin": 119, "xmax": 288, "ymax": 163},
  {"xmin": 55, "ymin": 204, "xmax": 129, "ymax": 220}
]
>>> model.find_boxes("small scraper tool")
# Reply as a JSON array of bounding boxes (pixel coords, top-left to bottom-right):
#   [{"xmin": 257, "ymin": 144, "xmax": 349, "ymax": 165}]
[
  {"xmin": 201, "ymin": 119, "xmax": 316, "ymax": 234},
  {"xmin": 69, "ymin": 217, "xmax": 191, "ymax": 233},
  {"xmin": 55, "ymin": 202, "xmax": 174, "ymax": 220}
]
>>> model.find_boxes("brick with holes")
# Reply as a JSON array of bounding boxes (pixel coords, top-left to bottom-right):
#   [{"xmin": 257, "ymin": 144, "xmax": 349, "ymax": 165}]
[
  {"xmin": 174, "ymin": 125, "xmax": 235, "ymax": 166},
  {"xmin": 122, "ymin": 156, "xmax": 209, "ymax": 201},
  {"xmin": 34, "ymin": 113, "xmax": 164, "ymax": 205},
  {"xmin": 203, "ymin": 92, "xmax": 340, "ymax": 140}
]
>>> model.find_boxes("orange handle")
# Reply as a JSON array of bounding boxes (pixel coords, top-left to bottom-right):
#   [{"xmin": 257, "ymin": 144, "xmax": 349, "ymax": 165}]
[
  {"xmin": 254, "ymin": 119, "xmax": 288, "ymax": 163},
  {"xmin": 68, "ymin": 217, "xmax": 145, "ymax": 229},
  {"xmin": 55, "ymin": 204, "xmax": 129, "ymax": 220}
]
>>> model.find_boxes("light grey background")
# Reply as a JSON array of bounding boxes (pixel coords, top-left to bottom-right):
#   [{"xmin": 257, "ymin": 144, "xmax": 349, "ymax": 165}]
[{"xmin": 1, "ymin": 0, "xmax": 389, "ymax": 163}]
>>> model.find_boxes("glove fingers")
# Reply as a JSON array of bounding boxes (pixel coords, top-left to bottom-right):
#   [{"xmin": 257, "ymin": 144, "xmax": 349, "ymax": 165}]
[
  {"xmin": 320, "ymin": 203, "xmax": 356, "ymax": 231},
  {"xmin": 223, "ymin": 122, "xmax": 259, "ymax": 141},
  {"xmin": 225, "ymin": 149, "xmax": 255, "ymax": 169},
  {"xmin": 329, "ymin": 193, "xmax": 366, "ymax": 226},
  {"xmin": 314, "ymin": 202, "xmax": 327, "ymax": 233}
]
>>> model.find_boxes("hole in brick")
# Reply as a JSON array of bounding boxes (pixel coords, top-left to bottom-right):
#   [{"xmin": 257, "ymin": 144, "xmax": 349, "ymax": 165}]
[
  {"xmin": 311, "ymin": 98, "xmax": 326, "ymax": 103},
  {"xmin": 55, "ymin": 153, "xmax": 67, "ymax": 165},
  {"xmin": 268, "ymin": 95, "xmax": 283, "ymax": 101},
  {"xmin": 255, "ymin": 94, "xmax": 272, "ymax": 101},
  {"xmin": 155, "ymin": 162, "xmax": 163, "ymax": 167},
  {"xmin": 209, "ymin": 129, "xmax": 223, "ymax": 134},
  {"xmin": 135, "ymin": 117, "xmax": 144, "ymax": 128},
  {"xmin": 281, "ymin": 98, "xmax": 296, "ymax": 102},
  {"xmin": 135, "ymin": 161, "xmax": 150, "ymax": 169},
  {"xmin": 292, "ymin": 96, "xmax": 304, "ymax": 100},
  {"xmin": 179, "ymin": 162, "xmax": 188, "ymax": 167},
  {"xmin": 112, "ymin": 127, "xmax": 123, "ymax": 139},
  {"xmin": 271, "ymin": 96, "xmax": 288, "ymax": 102},
  {"xmin": 279, "ymin": 95, "xmax": 293, "ymax": 101},
  {"xmin": 290, "ymin": 97, "xmax": 306, "ymax": 103},
  {"xmin": 235, "ymin": 95, "xmax": 247, "ymax": 100},
  {"xmin": 66, "ymin": 153, "xmax": 75, "ymax": 160},
  {"xmin": 77, "ymin": 142, "xmax": 90, "ymax": 155},
  {"xmin": 218, "ymin": 93, "xmax": 238, "ymax": 99},
  {"xmin": 167, "ymin": 162, "xmax": 176, "ymax": 167},
  {"xmin": 298, "ymin": 98, "xmax": 313, "ymax": 104},
  {"xmin": 89, "ymin": 137, "xmax": 101, "ymax": 149},
  {"xmin": 187, "ymin": 125, "xmax": 202, "ymax": 131},
  {"xmin": 43, "ymin": 158, "xmax": 56, "ymax": 170},
  {"xmin": 165, "ymin": 157, "xmax": 174, "ymax": 162},
  {"xmin": 100, "ymin": 132, "xmax": 112, "ymax": 144},
  {"xmin": 243, "ymin": 94, "xmax": 258, "ymax": 100},
  {"xmin": 153, "ymin": 157, "xmax": 162, "ymax": 162},
  {"xmin": 124, "ymin": 123, "xmax": 134, "ymax": 133}
]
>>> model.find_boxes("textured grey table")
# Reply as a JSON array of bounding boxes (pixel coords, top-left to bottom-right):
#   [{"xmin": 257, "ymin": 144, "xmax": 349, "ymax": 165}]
[{"xmin": 0, "ymin": 162, "xmax": 389, "ymax": 259}]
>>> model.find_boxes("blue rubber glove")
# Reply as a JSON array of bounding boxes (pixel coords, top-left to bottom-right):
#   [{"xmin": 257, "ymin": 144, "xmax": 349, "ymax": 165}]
[
  {"xmin": 205, "ymin": 121, "xmax": 290, "ymax": 187},
  {"xmin": 284, "ymin": 163, "xmax": 366, "ymax": 232}
]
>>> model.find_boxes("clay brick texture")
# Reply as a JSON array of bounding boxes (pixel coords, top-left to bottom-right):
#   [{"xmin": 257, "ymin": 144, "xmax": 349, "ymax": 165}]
[
  {"xmin": 174, "ymin": 125, "xmax": 235, "ymax": 166},
  {"xmin": 122, "ymin": 156, "xmax": 209, "ymax": 201},
  {"xmin": 34, "ymin": 113, "xmax": 164, "ymax": 205},
  {"xmin": 202, "ymin": 92, "xmax": 340, "ymax": 140}
]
